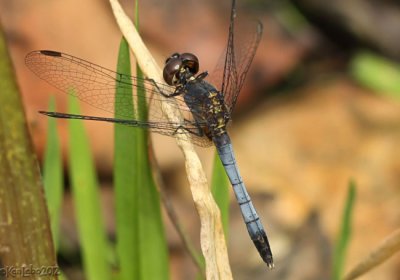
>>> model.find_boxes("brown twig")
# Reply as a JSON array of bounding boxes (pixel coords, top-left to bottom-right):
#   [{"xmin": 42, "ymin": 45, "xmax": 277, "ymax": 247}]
[{"xmin": 343, "ymin": 228, "xmax": 400, "ymax": 280}]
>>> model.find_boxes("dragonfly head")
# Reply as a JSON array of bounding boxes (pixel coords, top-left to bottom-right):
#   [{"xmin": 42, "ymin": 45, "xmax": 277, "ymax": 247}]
[{"xmin": 163, "ymin": 52, "xmax": 199, "ymax": 86}]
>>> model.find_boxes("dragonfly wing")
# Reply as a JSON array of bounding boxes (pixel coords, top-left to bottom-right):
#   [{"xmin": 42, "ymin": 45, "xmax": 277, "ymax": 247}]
[
  {"xmin": 40, "ymin": 110, "xmax": 213, "ymax": 147},
  {"xmin": 25, "ymin": 50, "xmax": 192, "ymax": 121},
  {"xmin": 25, "ymin": 50, "xmax": 212, "ymax": 146},
  {"xmin": 209, "ymin": 1, "xmax": 263, "ymax": 115}
]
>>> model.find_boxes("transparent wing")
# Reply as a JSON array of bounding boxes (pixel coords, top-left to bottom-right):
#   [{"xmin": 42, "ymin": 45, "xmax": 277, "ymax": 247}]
[
  {"xmin": 25, "ymin": 50, "xmax": 213, "ymax": 147},
  {"xmin": 210, "ymin": 0, "xmax": 263, "ymax": 114}
]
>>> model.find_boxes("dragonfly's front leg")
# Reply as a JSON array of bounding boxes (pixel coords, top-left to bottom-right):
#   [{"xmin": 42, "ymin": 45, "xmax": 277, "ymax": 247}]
[
  {"xmin": 146, "ymin": 78, "xmax": 183, "ymax": 98},
  {"xmin": 195, "ymin": 71, "xmax": 208, "ymax": 81}
]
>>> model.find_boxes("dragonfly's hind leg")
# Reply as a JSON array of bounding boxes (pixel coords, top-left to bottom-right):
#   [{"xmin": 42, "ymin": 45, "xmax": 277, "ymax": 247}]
[
  {"xmin": 146, "ymin": 78, "xmax": 183, "ymax": 98},
  {"xmin": 172, "ymin": 119, "xmax": 204, "ymax": 137}
]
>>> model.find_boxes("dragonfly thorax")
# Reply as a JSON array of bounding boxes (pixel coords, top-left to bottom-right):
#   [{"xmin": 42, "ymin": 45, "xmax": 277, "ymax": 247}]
[{"xmin": 183, "ymin": 81, "xmax": 229, "ymax": 139}]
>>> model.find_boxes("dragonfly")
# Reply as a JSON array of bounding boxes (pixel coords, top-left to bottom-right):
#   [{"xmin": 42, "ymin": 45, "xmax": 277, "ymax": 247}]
[{"xmin": 25, "ymin": 0, "xmax": 273, "ymax": 268}]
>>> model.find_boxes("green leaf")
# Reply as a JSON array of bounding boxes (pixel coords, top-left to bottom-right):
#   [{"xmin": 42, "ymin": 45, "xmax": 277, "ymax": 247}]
[
  {"xmin": 134, "ymin": 4, "xmax": 169, "ymax": 279},
  {"xmin": 114, "ymin": 36, "xmax": 140, "ymax": 280},
  {"xmin": 114, "ymin": 32, "xmax": 168, "ymax": 280},
  {"xmin": 332, "ymin": 180, "xmax": 357, "ymax": 280},
  {"xmin": 211, "ymin": 151, "xmax": 230, "ymax": 237},
  {"xmin": 68, "ymin": 96, "xmax": 112, "ymax": 280},
  {"xmin": 134, "ymin": 16, "xmax": 169, "ymax": 278},
  {"xmin": 43, "ymin": 97, "xmax": 64, "ymax": 250},
  {"xmin": 350, "ymin": 51, "xmax": 400, "ymax": 98}
]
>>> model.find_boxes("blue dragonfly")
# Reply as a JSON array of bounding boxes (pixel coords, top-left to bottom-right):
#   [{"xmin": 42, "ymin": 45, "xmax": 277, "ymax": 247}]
[{"xmin": 25, "ymin": 0, "xmax": 273, "ymax": 267}]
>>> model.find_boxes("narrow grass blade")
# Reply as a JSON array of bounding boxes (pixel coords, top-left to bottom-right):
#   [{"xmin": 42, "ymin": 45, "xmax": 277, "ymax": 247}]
[
  {"xmin": 332, "ymin": 180, "xmax": 357, "ymax": 280},
  {"xmin": 211, "ymin": 151, "xmax": 230, "ymax": 237},
  {"xmin": 0, "ymin": 25, "xmax": 56, "ymax": 276},
  {"xmin": 43, "ymin": 97, "xmax": 64, "ymax": 250},
  {"xmin": 68, "ymin": 96, "xmax": 112, "ymax": 280},
  {"xmin": 133, "ymin": 4, "xmax": 169, "ymax": 277},
  {"xmin": 114, "ymin": 37, "xmax": 140, "ymax": 280},
  {"xmin": 136, "ymin": 167, "xmax": 169, "ymax": 280}
]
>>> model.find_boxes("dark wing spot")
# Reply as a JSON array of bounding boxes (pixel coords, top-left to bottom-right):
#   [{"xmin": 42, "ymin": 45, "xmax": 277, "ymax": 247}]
[{"xmin": 40, "ymin": 50, "xmax": 62, "ymax": 57}]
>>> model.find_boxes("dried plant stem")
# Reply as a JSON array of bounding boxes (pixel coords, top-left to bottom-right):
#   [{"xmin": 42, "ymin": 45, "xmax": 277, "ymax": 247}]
[
  {"xmin": 343, "ymin": 228, "xmax": 400, "ymax": 280},
  {"xmin": 108, "ymin": 0, "xmax": 233, "ymax": 279}
]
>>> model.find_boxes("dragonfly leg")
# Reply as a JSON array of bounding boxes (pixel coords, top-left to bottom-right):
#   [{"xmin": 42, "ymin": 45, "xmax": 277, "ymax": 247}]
[
  {"xmin": 172, "ymin": 126, "xmax": 203, "ymax": 136},
  {"xmin": 146, "ymin": 78, "xmax": 183, "ymax": 98},
  {"xmin": 195, "ymin": 71, "xmax": 208, "ymax": 81},
  {"xmin": 172, "ymin": 119, "xmax": 204, "ymax": 136}
]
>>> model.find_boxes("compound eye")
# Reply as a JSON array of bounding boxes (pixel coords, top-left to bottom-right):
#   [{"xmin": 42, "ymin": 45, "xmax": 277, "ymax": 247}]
[
  {"xmin": 163, "ymin": 56, "xmax": 182, "ymax": 85},
  {"xmin": 180, "ymin": 53, "xmax": 199, "ymax": 75},
  {"xmin": 165, "ymin": 53, "xmax": 180, "ymax": 64}
]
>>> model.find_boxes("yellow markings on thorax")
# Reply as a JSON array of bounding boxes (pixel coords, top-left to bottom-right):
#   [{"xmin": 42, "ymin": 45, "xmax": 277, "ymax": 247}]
[{"xmin": 207, "ymin": 90, "xmax": 226, "ymax": 135}]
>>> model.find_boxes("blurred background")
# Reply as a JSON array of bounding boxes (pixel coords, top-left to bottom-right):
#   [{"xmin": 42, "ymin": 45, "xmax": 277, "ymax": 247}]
[{"xmin": 1, "ymin": 0, "xmax": 400, "ymax": 279}]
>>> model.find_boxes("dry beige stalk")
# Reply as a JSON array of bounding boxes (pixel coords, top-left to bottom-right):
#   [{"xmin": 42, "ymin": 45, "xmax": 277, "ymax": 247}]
[
  {"xmin": 343, "ymin": 228, "xmax": 400, "ymax": 280},
  {"xmin": 108, "ymin": 0, "xmax": 233, "ymax": 278}
]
